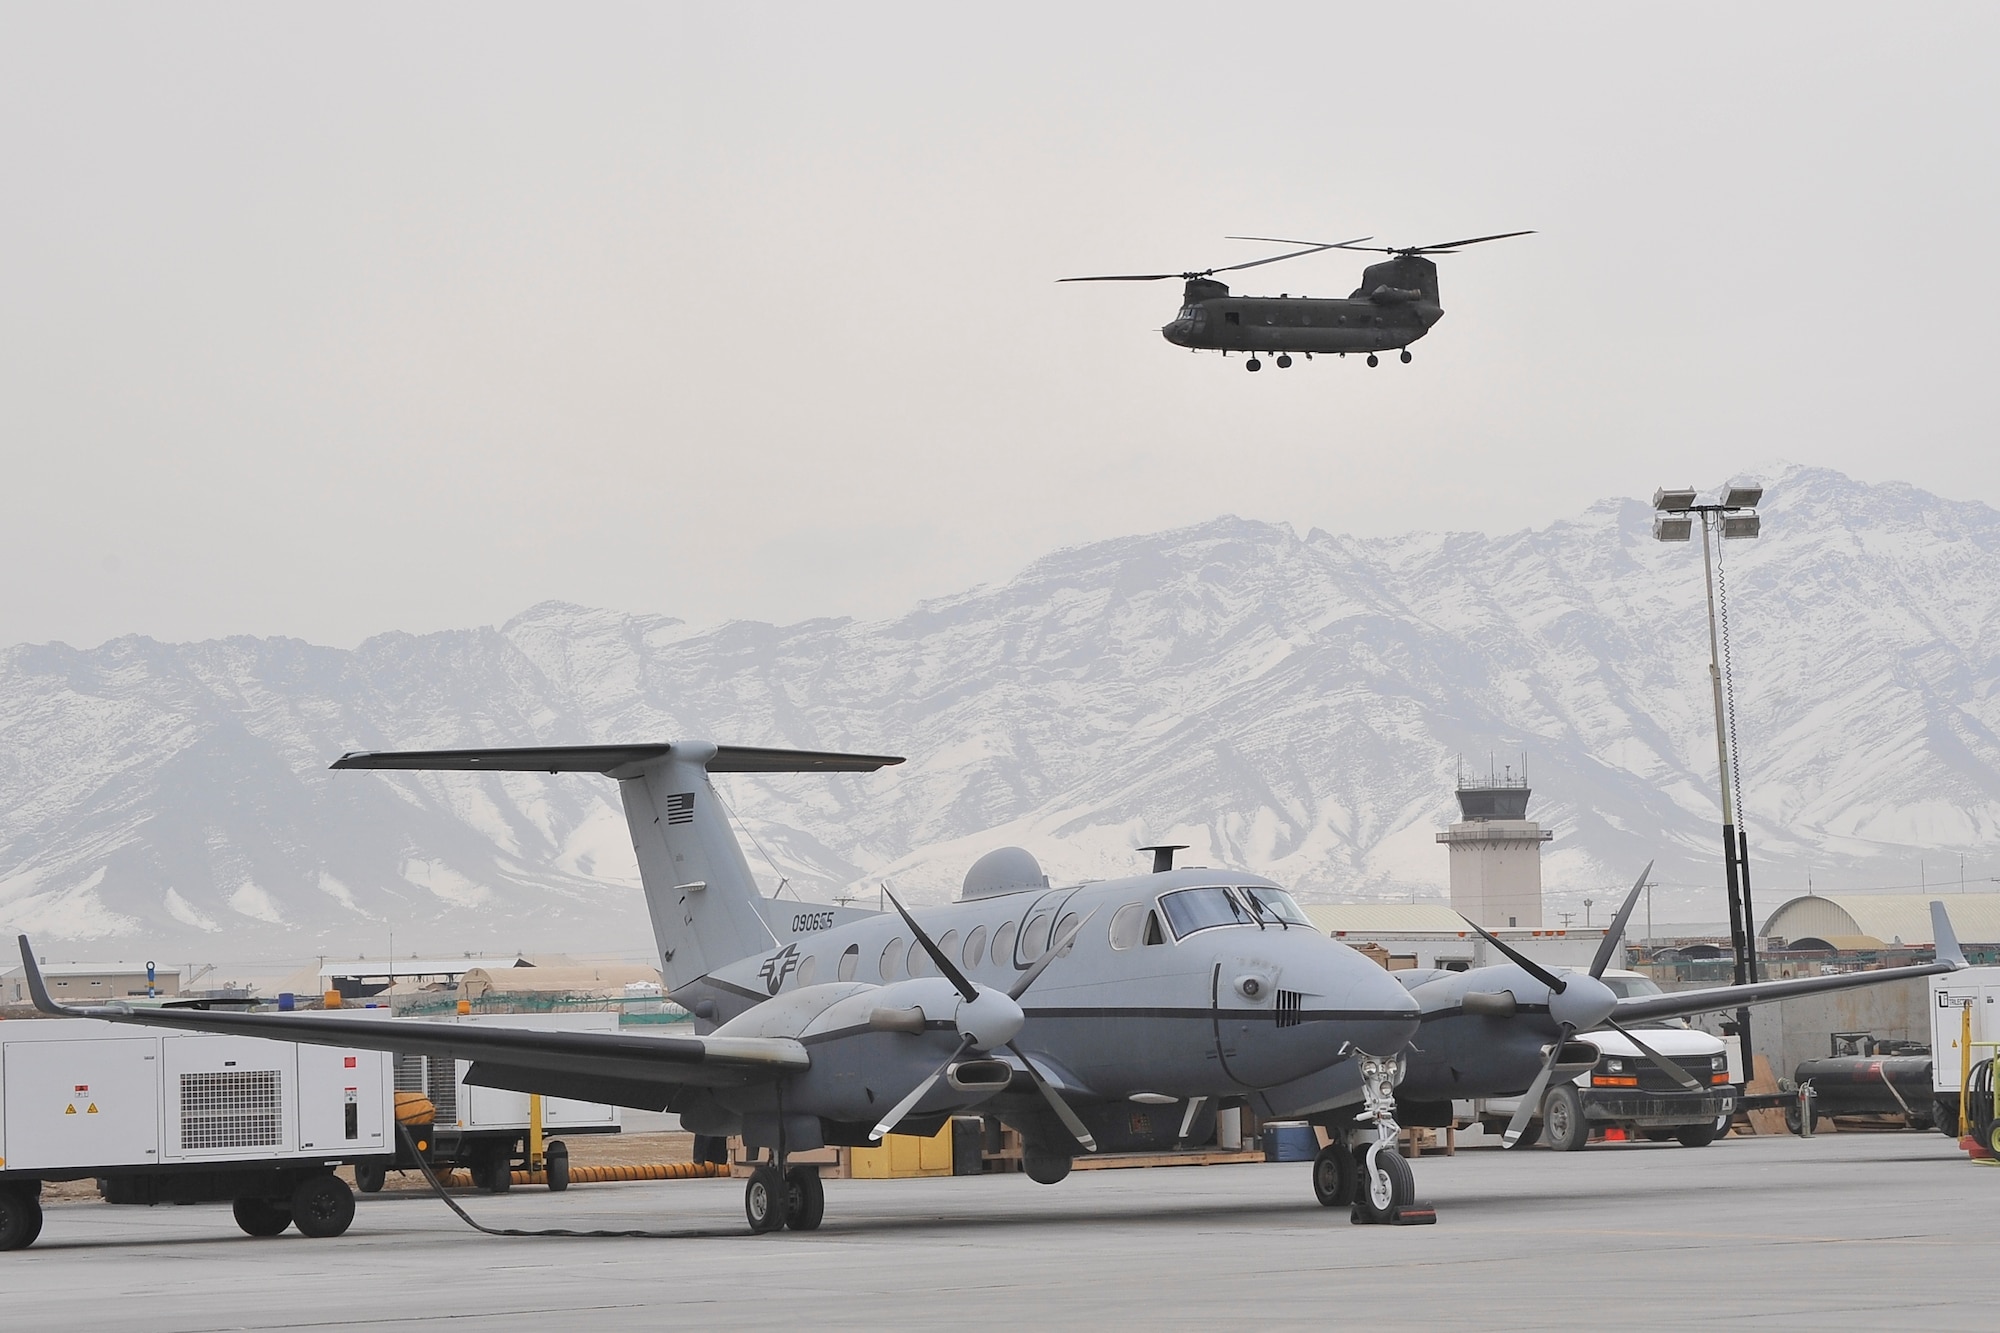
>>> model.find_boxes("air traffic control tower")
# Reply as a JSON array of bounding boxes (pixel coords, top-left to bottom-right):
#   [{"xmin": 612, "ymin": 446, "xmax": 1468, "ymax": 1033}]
[{"xmin": 1436, "ymin": 769, "xmax": 1552, "ymax": 928}]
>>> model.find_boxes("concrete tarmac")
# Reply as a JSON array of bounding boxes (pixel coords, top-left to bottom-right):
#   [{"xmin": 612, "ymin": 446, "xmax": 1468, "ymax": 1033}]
[{"xmin": 5, "ymin": 1133, "xmax": 1989, "ymax": 1331}]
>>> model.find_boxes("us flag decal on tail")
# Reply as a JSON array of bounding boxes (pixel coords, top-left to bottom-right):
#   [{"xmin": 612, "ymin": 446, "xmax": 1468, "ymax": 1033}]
[{"xmin": 665, "ymin": 793, "xmax": 696, "ymax": 824}]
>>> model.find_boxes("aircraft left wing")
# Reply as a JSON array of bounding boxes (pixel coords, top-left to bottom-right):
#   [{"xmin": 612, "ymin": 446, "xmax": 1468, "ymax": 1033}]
[
  {"xmin": 14, "ymin": 936, "xmax": 804, "ymax": 1098},
  {"xmin": 1610, "ymin": 900, "xmax": 1967, "ymax": 1024}
]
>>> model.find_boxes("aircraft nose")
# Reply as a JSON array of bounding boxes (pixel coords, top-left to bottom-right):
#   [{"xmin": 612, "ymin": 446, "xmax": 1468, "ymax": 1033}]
[
  {"xmin": 1351, "ymin": 965, "xmax": 1423, "ymax": 1052},
  {"xmin": 1161, "ymin": 322, "xmax": 1184, "ymax": 345}
]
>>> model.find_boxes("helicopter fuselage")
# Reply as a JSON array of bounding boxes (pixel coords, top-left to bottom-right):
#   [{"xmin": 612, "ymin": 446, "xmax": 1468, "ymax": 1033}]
[
  {"xmin": 1163, "ymin": 292, "xmax": 1442, "ymax": 355},
  {"xmin": 1160, "ymin": 256, "xmax": 1444, "ymax": 357}
]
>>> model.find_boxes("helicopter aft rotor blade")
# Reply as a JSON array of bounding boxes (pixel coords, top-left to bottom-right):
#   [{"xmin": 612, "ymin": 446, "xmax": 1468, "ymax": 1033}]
[
  {"xmin": 1058, "ymin": 238, "xmax": 1370, "ymax": 284},
  {"xmin": 1232, "ymin": 230, "xmax": 1534, "ymax": 257}
]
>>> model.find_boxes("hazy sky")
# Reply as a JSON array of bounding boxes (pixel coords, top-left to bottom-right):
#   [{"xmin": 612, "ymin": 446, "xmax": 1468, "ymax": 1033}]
[{"xmin": 4, "ymin": 3, "xmax": 1995, "ymax": 649}]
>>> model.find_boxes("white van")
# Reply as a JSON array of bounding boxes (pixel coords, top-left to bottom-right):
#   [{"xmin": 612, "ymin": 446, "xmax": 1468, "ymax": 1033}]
[{"xmin": 1481, "ymin": 970, "xmax": 1735, "ymax": 1150}]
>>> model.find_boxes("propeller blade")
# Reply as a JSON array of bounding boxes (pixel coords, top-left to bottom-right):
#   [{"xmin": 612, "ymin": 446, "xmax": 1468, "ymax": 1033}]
[
  {"xmin": 1007, "ymin": 908, "xmax": 1098, "ymax": 1002},
  {"xmin": 1603, "ymin": 1019, "xmax": 1703, "ymax": 1091},
  {"xmin": 882, "ymin": 885, "xmax": 980, "ymax": 1004},
  {"xmin": 1056, "ymin": 273, "xmax": 1181, "ymax": 283},
  {"xmin": 1462, "ymin": 918, "xmax": 1568, "ymax": 994},
  {"xmin": 1224, "ymin": 234, "xmax": 1375, "ymax": 252},
  {"xmin": 1009, "ymin": 1041, "xmax": 1098, "ymax": 1152},
  {"xmin": 1405, "ymin": 229, "xmax": 1535, "ymax": 253},
  {"xmin": 869, "ymin": 1035, "xmax": 974, "ymax": 1141},
  {"xmin": 1590, "ymin": 861, "xmax": 1655, "ymax": 979},
  {"xmin": 1502, "ymin": 1024, "xmax": 1572, "ymax": 1147}
]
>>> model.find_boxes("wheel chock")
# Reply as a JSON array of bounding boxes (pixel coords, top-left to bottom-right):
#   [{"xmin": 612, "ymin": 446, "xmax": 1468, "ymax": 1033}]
[{"xmin": 1389, "ymin": 1202, "xmax": 1437, "ymax": 1225}]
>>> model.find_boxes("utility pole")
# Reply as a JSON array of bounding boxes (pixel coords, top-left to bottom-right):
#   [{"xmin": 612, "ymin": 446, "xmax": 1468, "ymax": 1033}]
[{"xmin": 1653, "ymin": 483, "xmax": 1765, "ymax": 1069}]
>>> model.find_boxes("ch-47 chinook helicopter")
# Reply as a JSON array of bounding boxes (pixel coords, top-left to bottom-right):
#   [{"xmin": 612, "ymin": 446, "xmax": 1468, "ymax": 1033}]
[
  {"xmin": 1060, "ymin": 230, "xmax": 1533, "ymax": 371},
  {"xmin": 14, "ymin": 744, "xmax": 1964, "ymax": 1236}
]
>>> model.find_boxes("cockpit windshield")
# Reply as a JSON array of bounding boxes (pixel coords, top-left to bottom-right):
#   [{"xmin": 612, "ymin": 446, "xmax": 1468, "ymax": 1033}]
[
  {"xmin": 1597, "ymin": 975, "xmax": 1664, "ymax": 1000},
  {"xmin": 1158, "ymin": 887, "xmax": 1251, "ymax": 939},
  {"xmin": 1240, "ymin": 886, "xmax": 1313, "ymax": 928}
]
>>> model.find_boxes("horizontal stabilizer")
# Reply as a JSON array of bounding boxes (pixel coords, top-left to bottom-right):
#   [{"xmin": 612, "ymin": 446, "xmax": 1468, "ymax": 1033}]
[{"xmin": 331, "ymin": 743, "xmax": 904, "ymax": 775}]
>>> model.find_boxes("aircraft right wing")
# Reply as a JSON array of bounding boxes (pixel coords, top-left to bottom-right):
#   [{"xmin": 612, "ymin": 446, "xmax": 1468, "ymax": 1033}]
[
  {"xmin": 15, "ymin": 936, "xmax": 803, "ymax": 1105},
  {"xmin": 1611, "ymin": 899, "xmax": 1966, "ymax": 1024}
]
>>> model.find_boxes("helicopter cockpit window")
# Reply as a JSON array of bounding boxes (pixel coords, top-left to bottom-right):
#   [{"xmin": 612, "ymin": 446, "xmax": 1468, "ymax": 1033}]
[
  {"xmin": 1158, "ymin": 886, "xmax": 1252, "ymax": 940},
  {"xmin": 1240, "ymin": 887, "xmax": 1313, "ymax": 929}
]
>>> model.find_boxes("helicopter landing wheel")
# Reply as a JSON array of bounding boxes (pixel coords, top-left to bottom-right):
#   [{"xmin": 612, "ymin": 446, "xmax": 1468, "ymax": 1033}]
[
  {"xmin": 1400, "ymin": 349, "xmax": 1412, "ymax": 364},
  {"xmin": 1245, "ymin": 357, "xmax": 1261, "ymax": 372},
  {"xmin": 1366, "ymin": 353, "xmax": 1380, "ymax": 368},
  {"xmin": 1275, "ymin": 354, "xmax": 1292, "ymax": 368}
]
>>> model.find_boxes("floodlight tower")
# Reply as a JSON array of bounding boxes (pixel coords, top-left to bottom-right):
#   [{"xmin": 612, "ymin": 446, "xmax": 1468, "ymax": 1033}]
[{"xmin": 1652, "ymin": 482, "xmax": 1764, "ymax": 1065}]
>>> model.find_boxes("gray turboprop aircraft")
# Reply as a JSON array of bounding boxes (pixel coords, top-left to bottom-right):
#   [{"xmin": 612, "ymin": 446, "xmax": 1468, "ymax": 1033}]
[{"xmin": 15, "ymin": 743, "xmax": 1969, "ymax": 1233}]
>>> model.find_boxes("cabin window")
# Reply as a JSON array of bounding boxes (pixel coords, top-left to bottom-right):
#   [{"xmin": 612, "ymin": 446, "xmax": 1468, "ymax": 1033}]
[
  {"xmin": 1224, "ymin": 311, "xmax": 1240, "ymax": 326},
  {"xmin": 838, "ymin": 944, "xmax": 859, "ymax": 981},
  {"xmin": 936, "ymin": 930, "xmax": 958, "ymax": 967},
  {"xmin": 992, "ymin": 919, "xmax": 1019, "ymax": 966},
  {"xmin": 1159, "ymin": 886, "xmax": 1252, "ymax": 940},
  {"xmin": 880, "ymin": 937, "xmax": 904, "ymax": 981},
  {"xmin": 794, "ymin": 954, "xmax": 817, "ymax": 987},
  {"xmin": 1054, "ymin": 912, "xmax": 1081, "ymax": 956},
  {"xmin": 1108, "ymin": 902, "xmax": 1147, "ymax": 950},
  {"xmin": 1020, "ymin": 912, "xmax": 1053, "ymax": 963},
  {"xmin": 962, "ymin": 925, "xmax": 987, "ymax": 969},
  {"xmin": 1239, "ymin": 887, "xmax": 1313, "ymax": 928},
  {"xmin": 907, "ymin": 939, "xmax": 930, "ymax": 977}
]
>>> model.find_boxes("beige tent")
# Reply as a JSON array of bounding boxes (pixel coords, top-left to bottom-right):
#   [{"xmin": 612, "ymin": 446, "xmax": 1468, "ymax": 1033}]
[{"xmin": 459, "ymin": 963, "xmax": 662, "ymax": 1001}]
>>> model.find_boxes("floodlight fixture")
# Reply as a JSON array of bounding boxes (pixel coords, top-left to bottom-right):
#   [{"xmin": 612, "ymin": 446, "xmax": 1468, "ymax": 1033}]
[
  {"xmin": 1653, "ymin": 487, "xmax": 1698, "ymax": 512},
  {"xmin": 1720, "ymin": 513, "xmax": 1761, "ymax": 540},
  {"xmin": 1721, "ymin": 485, "xmax": 1764, "ymax": 510},
  {"xmin": 1653, "ymin": 514, "xmax": 1694, "ymax": 542}
]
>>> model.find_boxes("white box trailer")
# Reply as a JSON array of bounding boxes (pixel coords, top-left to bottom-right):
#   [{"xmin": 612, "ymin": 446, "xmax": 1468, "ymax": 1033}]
[
  {"xmin": 0, "ymin": 1014, "xmax": 395, "ymax": 1249},
  {"xmin": 1931, "ymin": 966, "xmax": 2000, "ymax": 1124},
  {"xmin": 379, "ymin": 1011, "xmax": 621, "ymax": 1194}
]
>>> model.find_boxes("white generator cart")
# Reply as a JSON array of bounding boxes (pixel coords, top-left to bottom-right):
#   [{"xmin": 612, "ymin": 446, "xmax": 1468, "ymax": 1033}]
[
  {"xmin": 0, "ymin": 1016, "xmax": 394, "ymax": 1248},
  {"xmin": 1932, "ymin": 966, "xmax": 2000, "ymax": 1135}
]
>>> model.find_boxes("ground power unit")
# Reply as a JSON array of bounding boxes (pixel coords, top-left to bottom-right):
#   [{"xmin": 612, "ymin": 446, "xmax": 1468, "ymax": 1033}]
[
  {"xmin": 0, "ymin": 1015, "xmax": 395, "ymax": 1249},
  {"xmin": 1932, "ymin": 965, "xmax": 2000, "ymax": 1132}
]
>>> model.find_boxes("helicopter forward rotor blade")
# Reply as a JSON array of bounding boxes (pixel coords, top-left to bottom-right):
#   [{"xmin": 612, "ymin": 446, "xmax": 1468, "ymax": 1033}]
[
  {"xmin": 1057, "ymin": 273, "xmax": 1184, "ymax": 283},
  {"xmin": 1224, "ymin": 234, "xmax": 1375, "ymax": 252},
  {"xmin": 1208, "ymin": 239, "xmax": 1371, "ymax": 273}
]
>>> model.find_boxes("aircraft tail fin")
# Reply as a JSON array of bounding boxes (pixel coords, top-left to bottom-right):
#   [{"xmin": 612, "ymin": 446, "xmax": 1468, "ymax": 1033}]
[
  {"xmin": 332, "ymin": 743, "xmax": 904, "ymax": 997},
  {"xmin": 1931, "ymin": 901, "xmax": 1968, "ymax": 970}
]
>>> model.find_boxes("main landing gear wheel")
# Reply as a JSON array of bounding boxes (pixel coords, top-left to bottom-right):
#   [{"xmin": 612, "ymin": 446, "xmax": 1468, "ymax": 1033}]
[
  {"xmin": 1311, "ymin": 1141, "xmax": 1357, "ymax": 1207},
  {"xmin": 744, "ymin": 1163, "xmax": 789, "ymax": 1234},
  {"xmin": 1245, "ymin": 357, "xmax": 1261, "ymax": 372},
  {"xmin": 1023, "ymin": 1151, "xmax": 1073, "ymax": 1185},
  {"xmin": 545, "ymin": 1140, "xmax": 570, "ymax": 1193},
  {"xmin": 784, "ymin": 1166, "xmax": 825, "ymax": 1231},
  {"xmin": 232, "ymin": 1197, "xmax": 293, "ymax": 1238},
  {"xmin": 1275, "ymin": 354, "xmax": 1293, "ymax": 368},
  {"xmin": 1400, "ymin": 349, "xmax": 1412, "ymax": 363},
  {"xmin": 1366, "ymin": 353, "xmax": 1380, "ymax": 367},
  {"xmin": 1351, "ymin": 1147, "xmax": 1413, "ymax": 1224}
]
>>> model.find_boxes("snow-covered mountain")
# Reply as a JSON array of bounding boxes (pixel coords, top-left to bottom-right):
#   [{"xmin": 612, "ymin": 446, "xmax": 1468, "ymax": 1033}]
[{"xmin": 6, "ymin": 464, "xmax": 1998, "ymax": 960}]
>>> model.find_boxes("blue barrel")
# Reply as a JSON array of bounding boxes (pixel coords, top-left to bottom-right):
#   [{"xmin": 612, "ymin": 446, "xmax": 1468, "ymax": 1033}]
[{"xmin": 1261, "ymin": 1122, "xmax": 1318, "ymax": 1161}]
